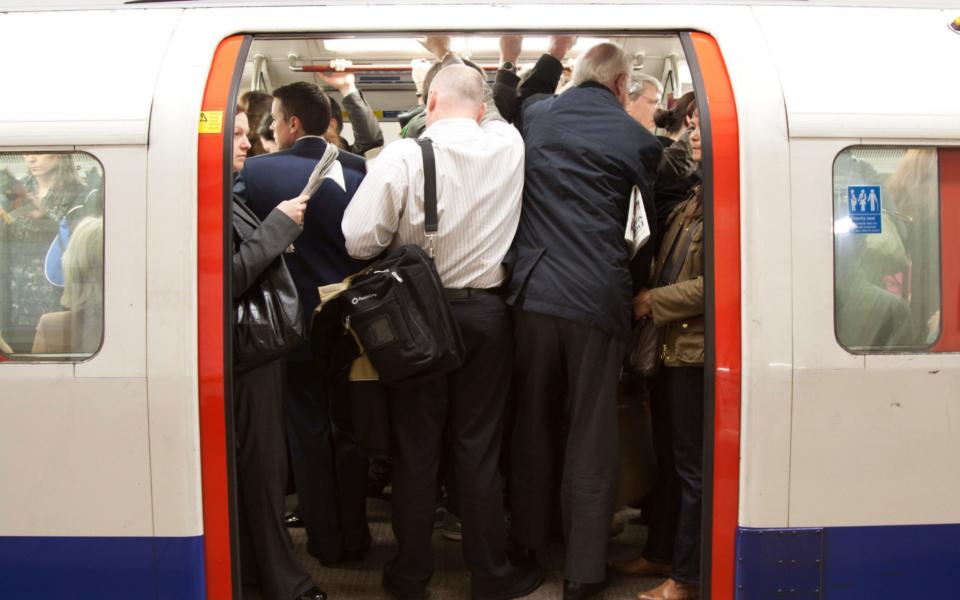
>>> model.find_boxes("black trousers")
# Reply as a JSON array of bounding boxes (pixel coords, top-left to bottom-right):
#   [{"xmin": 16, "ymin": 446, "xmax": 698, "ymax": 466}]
[
  {"xmin": 640, "ymin": 373, "xmax": 682, "ymax": 564},
  {"xmin": 235, "ymin": 360, "xmax": 312, "ymax": 600},
  {"xmin": 646, "ymin": 365, "xmax": 703, "ymax": 585},
  {"xmin": 509, "ymin": 310, "xmax": 626, "ymax": 584},
  {"xmin": 285, "ymin": 360, "xmax": 370, "ymax": 565},
  {"xmin": 385, "ymin": 293, "xmax": 516, "ymax": 596}
]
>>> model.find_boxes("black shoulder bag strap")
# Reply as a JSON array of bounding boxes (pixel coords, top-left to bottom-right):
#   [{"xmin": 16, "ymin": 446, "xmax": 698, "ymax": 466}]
[{"xmin": 417, "ymin": 137, "xmax": 438, "ymax": 258}]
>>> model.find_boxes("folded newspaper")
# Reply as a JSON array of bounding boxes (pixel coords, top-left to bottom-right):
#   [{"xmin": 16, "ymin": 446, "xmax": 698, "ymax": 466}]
[
  {"xmin": 302, "ymin": 142, "xmax": 344, "ymax": 196},
  {"xmin": 625, "ymin": 185, "xmax": 651, "ymax": 260},
  {"xmin": 286, "ymin": 143, "xmax": 343, "ymax": 252}
]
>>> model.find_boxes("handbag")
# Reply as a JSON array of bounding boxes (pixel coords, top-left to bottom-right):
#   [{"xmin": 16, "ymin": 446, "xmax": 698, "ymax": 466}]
[
  {"xmin": 234, "ymin": 233, "xmax": 305, "ymax": 372},
  {"xmin": 341, "ymin": 138, "xmax": 465, "ymax": 387},
  {"xmin": 628, "ymin": 316, "xmax": 665, "ymax": 378}
]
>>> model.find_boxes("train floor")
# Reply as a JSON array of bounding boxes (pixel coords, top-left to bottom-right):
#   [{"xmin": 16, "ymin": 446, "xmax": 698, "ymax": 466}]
[{"xmin": 243, "ymin": 497, "xmax": 666, "ymax": 599}]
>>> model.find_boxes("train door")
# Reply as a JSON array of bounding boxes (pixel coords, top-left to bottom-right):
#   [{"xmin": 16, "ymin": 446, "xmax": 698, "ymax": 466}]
[{"xmin": 195, "ymin": 24, "xmax": 744, "ymax": 600}]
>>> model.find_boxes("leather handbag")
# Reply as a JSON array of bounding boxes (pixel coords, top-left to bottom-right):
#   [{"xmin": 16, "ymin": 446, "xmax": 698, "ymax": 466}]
[
  {"xmin": 234, "ymin": 249, "xmax": 305, "ymax": 372},
  {"xmin": 628, "ymin": 316, "xmax": 664, "ymax": 378},
  {"xmin": 341, "ymin": 138, "xmax": 465, "ymax": 387}
]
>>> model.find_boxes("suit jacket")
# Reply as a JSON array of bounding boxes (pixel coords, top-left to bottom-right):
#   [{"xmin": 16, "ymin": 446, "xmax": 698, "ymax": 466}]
[
  {"xmin": 234, "ymin": 136, "xmax": 367, "ymax": 359},
  {"xmin": 341, "ymin": 91, "xmax": 384, "ymax": 155},
  {"xmin": 506, "ymin": 82, "xmax": 662, "ymax": 340}
]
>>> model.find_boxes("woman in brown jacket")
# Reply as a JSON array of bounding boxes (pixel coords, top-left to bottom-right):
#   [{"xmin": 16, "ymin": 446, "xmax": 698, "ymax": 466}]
[{"xmin": 624, "ymin": 120, "xmax": 705, "ymax": 600}]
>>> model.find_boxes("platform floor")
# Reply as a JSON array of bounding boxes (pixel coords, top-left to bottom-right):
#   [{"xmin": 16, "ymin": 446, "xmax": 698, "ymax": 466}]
[{"xmin": 244, "ymin": 498, "xmax": 665, "ymax": 599}]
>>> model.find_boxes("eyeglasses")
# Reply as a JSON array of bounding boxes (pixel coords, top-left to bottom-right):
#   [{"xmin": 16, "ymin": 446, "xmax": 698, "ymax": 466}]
[{"xmin": 628, "ymin": 82, "xmax": 661, "ymax": 107}]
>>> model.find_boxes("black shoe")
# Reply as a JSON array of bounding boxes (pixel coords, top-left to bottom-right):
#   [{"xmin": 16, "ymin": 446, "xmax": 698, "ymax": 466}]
[
  {"xmin": 284, "ymin": 512, "xmax": 303, "ymax": 528},
  {"xmin": 294, "ymin": 586, "xmax": 327, "ymax": 600},
  {"xmin": 383, "ymin": 562, "xmax": 428, "ymax": 600},
  {"xmin": 473, "ymin": 562, "xmax": 545, "ymax": 600},
  {"xmin": 562, "ymin": 577, "xmax": 609, "ymax": 600}
]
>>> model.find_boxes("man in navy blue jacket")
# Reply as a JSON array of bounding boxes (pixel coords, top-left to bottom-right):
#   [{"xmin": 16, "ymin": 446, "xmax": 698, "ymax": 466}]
[
  {"xmin": 234, "ymin": 81, "xmax": 370, "ymax": 567},
  {"xmin": 505, "ymin": 43, "xmax": 662, "ymax": 600}
]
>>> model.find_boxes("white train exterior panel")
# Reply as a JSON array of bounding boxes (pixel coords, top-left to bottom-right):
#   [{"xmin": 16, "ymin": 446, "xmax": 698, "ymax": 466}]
[{"xmin": 0, "ymin": 377, "xmax": 152, "ymax": 536}]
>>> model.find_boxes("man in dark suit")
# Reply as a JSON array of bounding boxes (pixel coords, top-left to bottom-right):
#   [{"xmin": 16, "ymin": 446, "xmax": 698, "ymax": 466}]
[
  {"xmin": 234, "ymin": 81, "xmax": 371, "ymax": 566},
  {"xmin": 505, "ymin": 43, "xmax": 662, "ymax": 600}
]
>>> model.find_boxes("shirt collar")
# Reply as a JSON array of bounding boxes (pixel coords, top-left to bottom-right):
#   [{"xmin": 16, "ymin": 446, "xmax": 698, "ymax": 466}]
[{"xmin": 421, "ymin": 117, "xmax": 481, "ymax": 139}]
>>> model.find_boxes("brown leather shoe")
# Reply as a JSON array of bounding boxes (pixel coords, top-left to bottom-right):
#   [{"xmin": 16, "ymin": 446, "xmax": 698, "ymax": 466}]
[
  {"xmin": 610, "ymin": 556, "xmax": 672, "ymax": 577},
  {"xmin": 636, "ymin": 578, "xmax": 699, "ymax": 600}
]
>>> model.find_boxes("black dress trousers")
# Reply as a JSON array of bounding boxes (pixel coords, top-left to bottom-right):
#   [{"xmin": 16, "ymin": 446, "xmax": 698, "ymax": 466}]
[
  {"xmin": 509, "ymin": 310, "xmax": 626, "ymax": 584},
  {"xmin": 285, "ymin": 359, "xmax": 371, "ymax": 565},
  {"xmin": 384, "ymin": 293, "xmax": 519, "ymax": 597},
  {"xmin": 235, "ymin": 359, "xmax": 313, "ymax": 600}
]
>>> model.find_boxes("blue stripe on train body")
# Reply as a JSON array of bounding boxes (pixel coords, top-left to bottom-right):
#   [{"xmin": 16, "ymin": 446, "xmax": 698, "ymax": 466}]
[
  {"xmin": 736, "ymin": 524, "xmax": 960, "ymax": 599},
  {"xmin": 0, "ymin": 535, "xmax": 205, "ymax": 599}
]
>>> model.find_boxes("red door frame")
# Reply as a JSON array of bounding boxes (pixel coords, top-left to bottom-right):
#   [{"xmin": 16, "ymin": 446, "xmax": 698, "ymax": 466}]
[
  {"xmin": 198, "ymin": 34, "xmax": 248, "ymax": 600},
  {"xmin": 933, "ymin": 149, "xmax": 960, "ymax": 352},
  {"xmin": 684, "ymin": 32, "xmax": 742, "ymax": 599}
]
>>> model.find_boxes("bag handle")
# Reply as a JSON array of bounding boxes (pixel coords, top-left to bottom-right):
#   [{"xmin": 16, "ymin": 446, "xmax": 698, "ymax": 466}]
[{"xmin": 417, "ymin": 137, "xmax": 438, "ymax": 257}]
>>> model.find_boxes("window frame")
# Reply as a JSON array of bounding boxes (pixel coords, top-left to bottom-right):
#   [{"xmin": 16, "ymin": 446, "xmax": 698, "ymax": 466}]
[
  {"xmin": 0, "ymin": 149, "xmax": 106, "ymax": 364},
  {"xmin": 831, "ymin": 144, "xmax": 944, "ymax": 355}
]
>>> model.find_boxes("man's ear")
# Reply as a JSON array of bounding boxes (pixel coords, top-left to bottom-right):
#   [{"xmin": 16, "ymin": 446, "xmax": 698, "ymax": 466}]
[
  {"xmin": 476, "ymin": 103, "xmax": 486, "ymax": 124},
  {"xmin": 614, "ymin": 73, "xmax": 629, "ymax": 106},
  {"xmin": 289, "ymin": 115, "xmax": 302, "ymax": 135},
  {"xmin": 426, "ymin": 90, "xmax": 438, "ymax": 114}
]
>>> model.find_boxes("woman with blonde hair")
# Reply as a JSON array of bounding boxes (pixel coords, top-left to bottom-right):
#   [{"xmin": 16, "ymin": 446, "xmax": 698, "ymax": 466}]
[
  {"xmin": 32, "ymin": 216, "xmax": 103, "ymax": 354},
  {"xmin": 886, "ymin": 148, "xmax": 940, "ymax": 340}
]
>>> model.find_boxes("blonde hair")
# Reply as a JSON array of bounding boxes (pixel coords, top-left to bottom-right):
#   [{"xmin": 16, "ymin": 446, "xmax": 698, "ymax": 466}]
[
  {"xmin": 887, "ymin": 148, "xmax": 938, "ymax": 220},
  {"xmin": 60, "ymin": 217, "xmax": 104, "ymax": 310}
]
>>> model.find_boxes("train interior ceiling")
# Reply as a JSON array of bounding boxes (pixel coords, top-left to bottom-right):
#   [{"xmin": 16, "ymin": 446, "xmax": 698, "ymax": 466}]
[{"xmin": 240, "ymin": 34, "xmax": 693, "ymax": 150}]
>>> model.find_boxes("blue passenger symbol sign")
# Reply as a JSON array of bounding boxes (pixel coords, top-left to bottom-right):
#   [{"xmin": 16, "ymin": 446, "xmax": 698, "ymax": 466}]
[{"xmin": 847, "ymin": 185, "xmax": 882, "ymax": 234}]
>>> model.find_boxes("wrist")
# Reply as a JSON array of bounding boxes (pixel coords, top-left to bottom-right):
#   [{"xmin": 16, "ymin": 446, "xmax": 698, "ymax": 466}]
[{"xmin": 499, "ymin": 60, "xmax": 518, "ymax": 73}]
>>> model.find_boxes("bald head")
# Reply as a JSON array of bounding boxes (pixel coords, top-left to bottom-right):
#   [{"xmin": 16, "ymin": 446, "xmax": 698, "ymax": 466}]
[
  {"xmin": 572, "ymin": 42, "xmax": 632, "ymax": 106},
  {"xmin": 425, "ymin": 64, "xmax": 486, "ymax": 127}
]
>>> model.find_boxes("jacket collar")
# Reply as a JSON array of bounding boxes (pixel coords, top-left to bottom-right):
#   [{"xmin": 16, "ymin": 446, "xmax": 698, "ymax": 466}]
[
  {"xmin": 289, "ymin": 135, "xmax": 328, "ymax": 152},
  {"xmin": 577, "ymin": 80, "xmax": 618, "ymax": 101}
]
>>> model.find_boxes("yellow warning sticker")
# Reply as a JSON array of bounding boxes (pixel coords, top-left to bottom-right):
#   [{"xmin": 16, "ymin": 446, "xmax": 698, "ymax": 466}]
[{"xmin": 198, "ymin": 111, "xmax": 224, "ymax": 134}]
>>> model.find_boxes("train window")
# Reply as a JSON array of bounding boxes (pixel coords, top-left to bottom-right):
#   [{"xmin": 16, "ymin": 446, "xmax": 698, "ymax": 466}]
[
  {"xmin": 833, "ymin": 147, "xmax": 941, "ymax": 352},
  {"xmin": 0, "ymin": 152, "xmax": 104, "ymax": 361}
]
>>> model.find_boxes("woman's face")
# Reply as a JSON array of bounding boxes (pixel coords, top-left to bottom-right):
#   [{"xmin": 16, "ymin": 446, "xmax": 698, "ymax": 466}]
[
  {"xmin": 24, "ymin": 154, "xmax": 59, "ymax": 179},
  {"xmin": 689, "ymin": 110, "xmax": 702, "ymax": 163},
  {"xmin": 233, "ymin": 113, "xmax": 252, "ymax": 172}
]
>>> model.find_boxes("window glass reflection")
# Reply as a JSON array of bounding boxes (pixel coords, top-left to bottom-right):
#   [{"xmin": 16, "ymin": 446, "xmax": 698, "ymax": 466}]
[
  {"xmin": 834, "ymin": 148, "xmax": 940, "ymax": 352},
  {"xmin": 0, "ymin": 152, "xmax": 104, "ymax": 360}
]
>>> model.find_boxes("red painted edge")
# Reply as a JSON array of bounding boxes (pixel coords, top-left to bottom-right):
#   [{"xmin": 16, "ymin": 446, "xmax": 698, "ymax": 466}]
[
  {"xmin": 933, "ymin": 149, "xmax": 960, "ymax": 352},
  {"xmin": 198, "ymin": 34, "xmax": 244, "ymax": 600},
  {"xmin": 691, "ymin": 32, "xmax": 741, "ymax": 600}
]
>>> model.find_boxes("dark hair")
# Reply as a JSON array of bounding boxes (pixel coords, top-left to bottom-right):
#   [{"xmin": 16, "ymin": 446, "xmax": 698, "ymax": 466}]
[
  {"xmin": 654, "ymin": 91, "xmax": 697, "ymax": 135},
  {"xmin": 423, "ymin": 57, "xmax": 485, "ymax": 99},
  {"xmin": 239, "ymin": 90, "xmax": 274, "ymax": 156},
  {"xmin": 257, "ymin": 113, "xmax": 275, "ymax": 142},
  {"xmin": 271, "ymin": 81, "xmax": 331, "ymax": 136},
  {"xmin": 328, "ymin": 97, "xmax": 344, "ymax": 132}
]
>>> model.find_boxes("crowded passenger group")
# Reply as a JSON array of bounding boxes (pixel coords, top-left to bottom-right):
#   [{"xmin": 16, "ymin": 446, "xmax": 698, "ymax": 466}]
[{"xmin": 232, "ymin": 34, "xmax": 705, "ymax": 600}]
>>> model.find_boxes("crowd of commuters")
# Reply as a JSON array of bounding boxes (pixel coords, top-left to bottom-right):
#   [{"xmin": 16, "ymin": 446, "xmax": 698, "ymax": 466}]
[{"xmin": 225, "ymin": 34, "xmax": 708, "ymax": 600}]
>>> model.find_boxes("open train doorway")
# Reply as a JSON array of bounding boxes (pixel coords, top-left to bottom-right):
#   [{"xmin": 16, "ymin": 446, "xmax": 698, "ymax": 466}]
[{"xmin": 198, "ymin": 30, "xmax": 740, "ymax": 600}]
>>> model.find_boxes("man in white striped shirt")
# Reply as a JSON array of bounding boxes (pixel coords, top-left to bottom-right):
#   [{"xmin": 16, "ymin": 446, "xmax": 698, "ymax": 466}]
[{"xmin": 342, "ymin": 62, "xmax": 540, "ymax": 600}]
